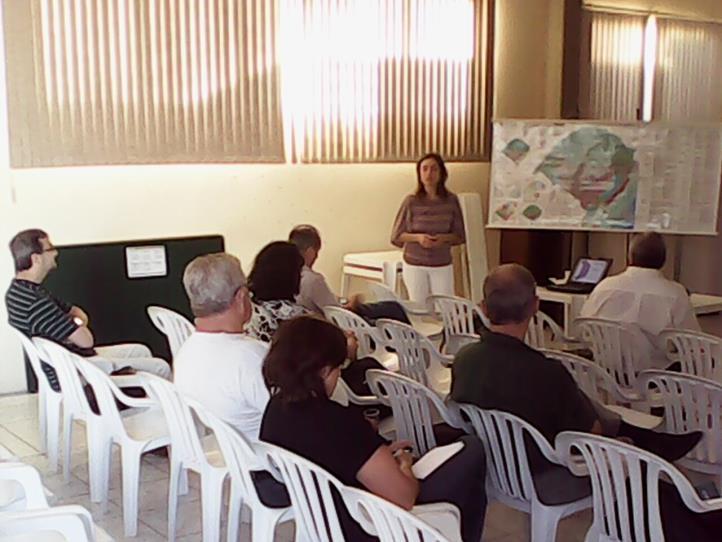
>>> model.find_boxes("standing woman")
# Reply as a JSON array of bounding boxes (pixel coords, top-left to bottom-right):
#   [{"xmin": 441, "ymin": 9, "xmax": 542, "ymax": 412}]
[{"xmin": 391, "ymin": 153, "xmax": 466, "ymax": 303}]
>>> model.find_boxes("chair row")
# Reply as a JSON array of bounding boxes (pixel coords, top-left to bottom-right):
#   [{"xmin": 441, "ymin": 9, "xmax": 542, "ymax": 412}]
[{"xmin": 369, "ymin": 367, "xmax": 722, "ymax": 542}]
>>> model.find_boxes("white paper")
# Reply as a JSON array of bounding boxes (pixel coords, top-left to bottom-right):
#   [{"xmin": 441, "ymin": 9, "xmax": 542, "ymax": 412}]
[
  {"xmin": 125, "ymin": 245, "xmax": 167, "ymax": 278},
  {"xmin": 412, "ymin": 441, "xmax": 464, "ymax": 480}
]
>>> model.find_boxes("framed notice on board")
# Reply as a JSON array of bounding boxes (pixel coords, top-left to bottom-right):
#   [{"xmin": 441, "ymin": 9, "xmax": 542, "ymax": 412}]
[{"xmin": 125, "ymin": 245, "xmax": 168, "ymax": 278}]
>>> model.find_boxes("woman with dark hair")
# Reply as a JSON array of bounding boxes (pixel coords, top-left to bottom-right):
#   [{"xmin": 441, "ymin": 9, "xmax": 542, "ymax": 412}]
[
  {"xmin": 260, "ymin": 316, "xmax": 488, "ymax": 542},
  {"xmin": 391, "ymin": 153, "xmax": 466, "ymax": 303},
  {"xmin": 246, "ymin": 241, "xmax": 308, "ymax": 342}
]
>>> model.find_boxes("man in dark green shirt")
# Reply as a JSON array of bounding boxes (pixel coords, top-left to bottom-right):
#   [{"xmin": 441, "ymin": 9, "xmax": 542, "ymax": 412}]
[{"xmin": 451, "ymin": 263, "xmax": 701, "ymax": 505}]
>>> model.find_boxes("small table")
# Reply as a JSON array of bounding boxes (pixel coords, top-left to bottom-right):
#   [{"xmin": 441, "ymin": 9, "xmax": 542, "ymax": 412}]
[
  {"xmin": 341, "ymin": 250, "xmax": 404, "ymax": 297},
  {"xmin": 537, "ymin": 287, "xmax": 722, "ymax": 338}
]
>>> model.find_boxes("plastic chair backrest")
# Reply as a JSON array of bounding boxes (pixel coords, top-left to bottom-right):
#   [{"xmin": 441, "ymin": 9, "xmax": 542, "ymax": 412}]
[
  {"xmin": 254, "ymin": 441, "xmax": 346, "ymax": 542},
  {"xmin": 0, "ymin": 505, "xmax": 96, "ymax": 541},
  {"xmin": 576, "ymin": 318, "xmax": 642, "ymax": 390},
  {"xmin": 147, "ymin": 306, "xmax": 194, "ymax": 358},
  {"xmin": 341, "ymin": 485, "xmax": 453, "ymax": 542},
  {"xmin": 324, "ymin": 306, "xmax": 383, "ymax": 359},
  {"xmin": 188, "ymin": 398, "xmax": 267, "ymax": 508},
  {"xmin": 70, "ymin": 357, "xmax": 129, "ymax": 436},
  {"xmin": 541, "ymin": 348, "xmax": 630, "ymax": 405},
  {"xmin": 556, "ymin": 431, "xmax": 717, "ymax": 542},
  {"xmin": 457, "ymin": 405, "xmax": 556, "ymax": 504},
  {"xmin": 659, "ymin": 328, "xmax": 722, "ymax": 380},
  {"xmin": 525, "ymin": 311, "xmax": 564, "ymax": 349},
  {"xmin": 141, "ymin": 375, "xmax": 208, "ymax": 469},
  {"xmin": 367, "ymin": 370, "xmax": 442, "ymax": 456},
  {"xmin": 11, "ymin": 329, "xmax": 55, "ymax": 395},
  {"xmin": 377, "ymin": 319, "xmax": 432, "ymax": 386},
  {"xmin": 427, "ymin": 295, "xmax": 478, "ymax": 338},
  {"xmin": 32, "ymin": 339, "xmax": 93, "ymax": 419},
  {"xmin": 638, "ymin": 370, "xmax": 722, "ymax": 466}
]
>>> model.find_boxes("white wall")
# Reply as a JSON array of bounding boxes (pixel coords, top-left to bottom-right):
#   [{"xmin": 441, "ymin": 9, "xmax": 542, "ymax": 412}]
[{"xmin": 0, "ymin": 162, "xmax": 489, "ymax": 393}]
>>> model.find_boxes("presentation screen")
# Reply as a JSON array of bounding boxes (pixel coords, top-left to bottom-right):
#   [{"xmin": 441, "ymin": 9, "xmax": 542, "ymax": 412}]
[{"xmin": 488, "ymin": 120, "xmax": 722, "ymax": 235}]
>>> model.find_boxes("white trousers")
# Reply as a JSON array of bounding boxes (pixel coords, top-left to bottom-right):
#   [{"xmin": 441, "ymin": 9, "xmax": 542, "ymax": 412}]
[
  {"xmin": 402, "ymin": 263, "xmax": 454, "ymax": 304},
  {"xmin": 89, "ymin": 343, "xmax": 172, "ymax": 379}
]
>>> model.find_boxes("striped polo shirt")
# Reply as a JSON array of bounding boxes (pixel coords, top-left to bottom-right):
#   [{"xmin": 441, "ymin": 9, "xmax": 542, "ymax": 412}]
[
  {"xmin": 5, "ymin": 278, "xmax": 81, "ymax": 391},
  {"xmin": 390, "ymin": 193, "xmax": 466, "ymax": 266}
]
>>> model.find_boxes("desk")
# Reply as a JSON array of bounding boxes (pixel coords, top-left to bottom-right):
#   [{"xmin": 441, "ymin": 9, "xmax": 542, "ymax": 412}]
[
  {"xmin": 341, "ymin": 250, "xmax": 404, "ymax": 297},
  {"xmin": 537, "ymin": 287, "xmax": 722, "ymax": 338}
]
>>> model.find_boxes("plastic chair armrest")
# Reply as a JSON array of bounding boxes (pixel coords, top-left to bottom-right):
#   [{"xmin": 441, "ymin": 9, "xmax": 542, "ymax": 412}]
[{"xmin": 411, "ymin": 502, "xmax": 462, "ymax": 542}]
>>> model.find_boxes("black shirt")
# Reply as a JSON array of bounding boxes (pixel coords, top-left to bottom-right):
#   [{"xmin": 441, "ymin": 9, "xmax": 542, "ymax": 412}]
[
  {"xmin": 451, "ymin": 332, "xmax": 597, "ymax": 470},
  {"xmin": 260, "ymin": 395, "xmax": 387, "ymax": 488}
]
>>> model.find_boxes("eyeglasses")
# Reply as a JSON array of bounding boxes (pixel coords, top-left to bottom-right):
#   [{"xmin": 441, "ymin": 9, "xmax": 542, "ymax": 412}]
[{"xmin": 41, "ymin": 246, "xmax": 57, "ymax": 253}]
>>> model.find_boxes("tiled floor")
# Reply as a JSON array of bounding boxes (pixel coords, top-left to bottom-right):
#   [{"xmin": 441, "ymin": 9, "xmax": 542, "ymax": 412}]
[{"xmin": 0, "ymin": 393, "xmax": 593, "ymax": 541}]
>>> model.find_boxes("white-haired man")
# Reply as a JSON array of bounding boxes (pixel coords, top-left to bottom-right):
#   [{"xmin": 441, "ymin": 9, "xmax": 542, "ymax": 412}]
[{"xmin": 174, "ymin": 253, "xmax": 270, "ymax": 442}]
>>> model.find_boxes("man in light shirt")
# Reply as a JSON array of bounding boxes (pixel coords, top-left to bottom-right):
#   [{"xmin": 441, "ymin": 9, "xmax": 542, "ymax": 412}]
[
  {"xmin": 580, "ymin": 232, "xmax": 700, "ymax": 369},
  {"xmin": 174, "ymin": 253, "xmax": 269, "ymax": 442}
]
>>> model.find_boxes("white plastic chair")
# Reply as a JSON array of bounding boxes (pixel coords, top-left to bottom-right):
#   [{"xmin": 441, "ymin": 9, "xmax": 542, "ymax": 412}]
[
  {"xmin": 70, "ymin": 358, "xmax": 170, "ymax": 537},
  {"xmin": 366, "ymin": 369, "xmax": 467, "ymax": 457},
  {"xmin": 0, "ymin": 462, "xmax": 49, "ymax": 512},
  {"xmin": 556, "ymin": 431, "xmax": 722, "ymax": 542},
  {"xmin": 255, "ymin": 441, "xmax": 463, "ymax": 542},
  {"xmin": 377, "ymin": 319, "xmax": 452, "ymax": 395},
  {"xmin": 638, "ymin": 370, "xmax": 722, "ymax": 487},
  {"xmin": 576, "ymin": 318, "xmax": 646, "ymax": 401},
  {"xmin": 341, "ymin": 485, "xmax": 460, "ymax": 542},
  {"xmin": 0, "ymin": 505, "xmax": 97, "ymax": 541},
  {"xmin": 146, "ymin": 305, "xmax": 194, "ymax": 360},
  {"xmin": 526, "ymin": 311, "xmax": 579, "ymax": 350},
  {"xmin": 189, "ymin": 399, "xmax": 294, "ymax": 542},
  {"xmin": 426, "ymin": 295, "xmax": 482, "ymax": 355},
  {"xmin": 323, "ymin": 306, "xmax": 398, "ymax": 370},
  {"xmin": 659, "ymin": 328, "xmax": 722, "ymax": 381},
  {"xmin": 541, "ymin": 349, "xmax": 662, "ymax": 430},
  {"xmin": 32, "ymin": 338, "xmax": 96, "ymax": 485},
  {"xmin": 141, "ymin": 375, "xmax": 227, "ymax": 542},
  {"xmin": 458, "ymin": 405, "xmax": 591, "ymax": 542},
  {"xmin": 10, "ymin": 329, "xmax": 63, "ymax": 469},
  {"xmin": 368, "ymin": 283, "xmax": 444, "ymax": 339}
]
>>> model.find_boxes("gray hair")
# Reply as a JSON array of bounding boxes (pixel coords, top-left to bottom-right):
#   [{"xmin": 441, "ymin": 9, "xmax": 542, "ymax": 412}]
[
  {"xmin": 483, "ymin": 264, "xmax": 537, "ymax": 325},
  {"xmin": 183, "ymin": 253, "xmax": 247, "ymax": 317}
]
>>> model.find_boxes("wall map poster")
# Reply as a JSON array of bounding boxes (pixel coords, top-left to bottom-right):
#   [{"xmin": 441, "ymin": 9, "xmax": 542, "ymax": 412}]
[{"xmin": 489, "ymin": 120, "xmax": 722, "ymax": 234}]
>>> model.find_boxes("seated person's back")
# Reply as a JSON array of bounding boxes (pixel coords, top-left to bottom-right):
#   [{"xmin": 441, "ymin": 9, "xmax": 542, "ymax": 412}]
[
  {"xmin": 245, "ymin": 241, "xmax": 308, "ymax": 342},
  {"xmin": 581, "ymin": 232, "xmax": 700, "ymax": 368},
  {"xmin": 174, "ymin": 253, "xmax": 269, "ymax": 442}
]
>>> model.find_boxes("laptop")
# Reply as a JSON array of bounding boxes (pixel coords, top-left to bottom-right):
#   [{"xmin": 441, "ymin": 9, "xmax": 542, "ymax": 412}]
[{"xmin": 546, "ymin": 257, "xmax": 612, "ymax": 294}]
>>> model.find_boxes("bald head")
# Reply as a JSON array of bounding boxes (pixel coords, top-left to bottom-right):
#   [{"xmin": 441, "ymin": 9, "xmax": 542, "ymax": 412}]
[
  {"xmin": 483, "ymin": 264, "xmax": 538, "ymax": 325},
  {"xmin": 629, "ymin": 232, "xmax": 666, "ymax": 269}
]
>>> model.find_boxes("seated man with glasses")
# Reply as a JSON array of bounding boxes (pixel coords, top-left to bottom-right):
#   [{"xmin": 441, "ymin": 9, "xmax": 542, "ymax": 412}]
[{"xmin": 5, "ymin": 229, "xmax": 171, "ymax": 392}]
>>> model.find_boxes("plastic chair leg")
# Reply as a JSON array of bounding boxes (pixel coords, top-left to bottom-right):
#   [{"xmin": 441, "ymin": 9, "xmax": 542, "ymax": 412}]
[
  {"xmin": 167, "ymin": 459, "xmax": 184, "ymax": 542},
  {"xmin": 252, "ymin": 507, "xmax": 286, "ymax": 542},
  {"xmin": 87, "ymin": 429, "xmax": 111, "ymax": 506},
  {"xmin": 46, "ymin": 405, "xmax": 62, "ymax": 474},
  {"xmin": 226, "ymin": 482, "xmax": 242, "ymax": 542},
  {"xmin": 200, "ymin": 469, "xmax": 226, "ymax": 542},
  {"xmin": 530, "ymin": 501, "xmax": 564, "ymax": 542},
  {"xmin": 37, "ymin": 391, "xmax": 47, "ymax": 454},
  {"xmin": 121, "ymin": 446, "xmax": 142, "ymax": 537},
  {"xmin": 61, "ymin": 413, "xmax": 75, "ymax": 481}
]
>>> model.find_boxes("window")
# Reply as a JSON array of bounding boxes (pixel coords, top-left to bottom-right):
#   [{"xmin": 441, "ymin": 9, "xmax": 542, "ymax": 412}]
[
  {"xmin": 2, "ymin": 0, "xmax": 493, "ymax": 167},
  {"xmin": 580, "ymin": 8, "xmax": 722, "ymax": 123}
]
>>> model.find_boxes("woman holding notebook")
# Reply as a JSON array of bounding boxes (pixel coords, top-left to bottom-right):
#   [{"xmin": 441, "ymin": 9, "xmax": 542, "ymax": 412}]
[{"xmin": 260, "ymin": 316, "xmax": 487, "ymax": 542}]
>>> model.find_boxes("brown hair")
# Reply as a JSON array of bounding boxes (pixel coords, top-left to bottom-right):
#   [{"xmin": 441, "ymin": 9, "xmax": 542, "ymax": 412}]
[
  {"xmin": 9, "ymin": 229, "xmax": 49, "ymax": 272},
  {"xmin": 415, "ymin": 153, "xmax": 449, "ymax": 198},
  {"xmin": 263, "ymin": 316, "xmax": 347, "ymax": 403}
]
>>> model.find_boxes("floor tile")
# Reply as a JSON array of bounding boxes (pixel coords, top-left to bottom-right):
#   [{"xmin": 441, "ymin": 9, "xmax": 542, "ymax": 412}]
[{"xmin": 0, "ymin": 426, "xmax": 40, "ymax": 457}]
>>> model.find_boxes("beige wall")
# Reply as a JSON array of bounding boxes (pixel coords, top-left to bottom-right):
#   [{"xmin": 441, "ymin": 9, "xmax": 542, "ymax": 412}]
[{"xmin": 0, "ymin": 0, "xmax": 565, "ymax": 394}]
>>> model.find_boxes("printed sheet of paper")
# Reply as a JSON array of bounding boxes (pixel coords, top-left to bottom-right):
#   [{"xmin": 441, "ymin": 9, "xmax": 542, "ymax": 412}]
[{"xmin": 488, "ymin": 120, "xmax": 722, "ymax": 234}]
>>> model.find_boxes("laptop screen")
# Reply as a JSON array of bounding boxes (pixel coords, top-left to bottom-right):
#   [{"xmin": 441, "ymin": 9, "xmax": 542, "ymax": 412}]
[{"xmin": 571, "ymin": 258, "xmax": 611, "ymax": 284}]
